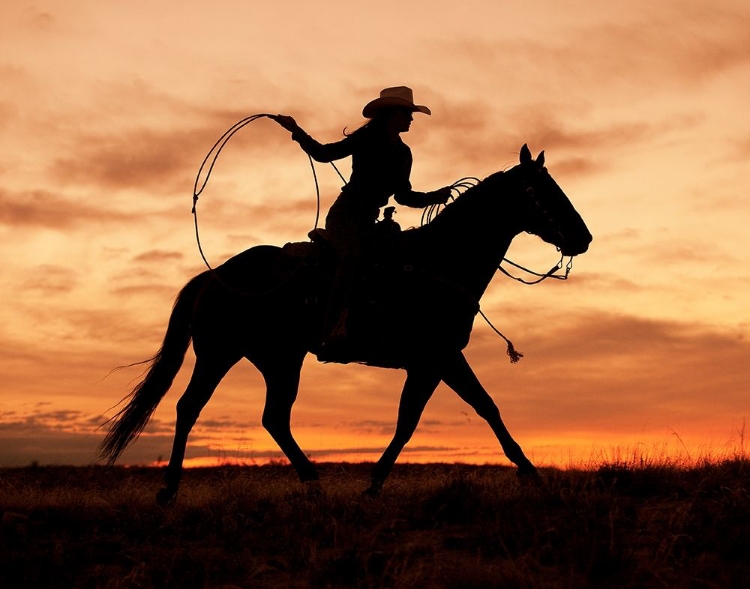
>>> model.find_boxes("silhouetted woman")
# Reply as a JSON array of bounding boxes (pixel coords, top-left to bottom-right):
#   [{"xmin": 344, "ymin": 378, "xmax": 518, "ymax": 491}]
[{"xmin": 274, "ymin": 86, "xmax": 451, "ymax": 351}]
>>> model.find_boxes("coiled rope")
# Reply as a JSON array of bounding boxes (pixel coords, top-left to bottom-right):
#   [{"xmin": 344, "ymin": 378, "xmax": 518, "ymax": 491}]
[
  {"xmin": 418, "ymin": 174, "xmax": 574, "ymax": 362},
  {"xmin": 418, "ymin": 177, "xmax": 527, "ymax": 362},
  {"xmin": 192, "ymin": 116, "xmax": 538, "ymax": 361},
  {"xmin": 420, "ymin": 176, "xmax": 479, "ymax": 225},
  {"xmin": 192, "ymin": 113, "xmax": 349, "ymax": 297},
  {"xmin": 193, "ymin": 114, "xmax": 314, "ymax": 275}
]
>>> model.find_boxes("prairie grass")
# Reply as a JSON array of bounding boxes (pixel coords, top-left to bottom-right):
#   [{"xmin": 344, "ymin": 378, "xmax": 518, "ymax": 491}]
[{"xmin": 1, "ymin": 456, "xmax": 748, "ymax": 589}]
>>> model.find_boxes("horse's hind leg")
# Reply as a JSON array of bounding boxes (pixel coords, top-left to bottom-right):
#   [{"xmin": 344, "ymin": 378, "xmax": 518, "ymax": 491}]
[
  {"xmin": 441, "ymin": 352, "xmax": 538, "ymax": 479},
  {"xmin": 258, "ymin": 351, "xmax": 318, "ymax": 483},
  {"xmin": 158, "ymin": 351, "xmax": 239, "ymax": 506}
]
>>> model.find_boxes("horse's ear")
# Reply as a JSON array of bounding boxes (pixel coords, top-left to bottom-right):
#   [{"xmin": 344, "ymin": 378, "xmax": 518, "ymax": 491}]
[
  {"xmin": 520, "ymin": 144, "xmax": 532, "ymax": 164},
  {"xmin": 537, "ymin": 150, "xmax": 545, "ymax": 166}
]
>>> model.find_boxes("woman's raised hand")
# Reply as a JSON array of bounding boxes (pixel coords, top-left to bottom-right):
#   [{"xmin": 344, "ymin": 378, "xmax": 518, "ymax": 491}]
[{"xmin": 272, "ymin": 114, "xmax": 300, "ymax": 134}]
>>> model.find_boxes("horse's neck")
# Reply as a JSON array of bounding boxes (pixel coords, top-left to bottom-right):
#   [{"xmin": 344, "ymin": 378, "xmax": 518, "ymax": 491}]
[
  {"xmin": 437, "ymin": 225, "xmax": 514, "ymax": 301},
  {"xmin": 408, "ymin": 178, "xmax": 519, "ymax": 301}
]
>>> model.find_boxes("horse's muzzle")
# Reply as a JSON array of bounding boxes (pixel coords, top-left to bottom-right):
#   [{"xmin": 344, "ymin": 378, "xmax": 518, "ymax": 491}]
[{"xmin": 561, "ymin": 233, "xmax": 592, "ymax": 257}]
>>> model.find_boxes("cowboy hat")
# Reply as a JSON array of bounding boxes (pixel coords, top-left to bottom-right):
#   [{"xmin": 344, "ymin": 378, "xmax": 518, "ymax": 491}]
[{"xmin": 362, "ymin": 86, "xmax": 431, "ymax": 118}]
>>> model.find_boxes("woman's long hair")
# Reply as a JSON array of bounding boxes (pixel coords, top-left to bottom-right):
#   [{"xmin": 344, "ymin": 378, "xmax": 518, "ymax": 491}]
[{"xmin": 343, "ymin": 107, "xmax": 403, "ymax": 139}]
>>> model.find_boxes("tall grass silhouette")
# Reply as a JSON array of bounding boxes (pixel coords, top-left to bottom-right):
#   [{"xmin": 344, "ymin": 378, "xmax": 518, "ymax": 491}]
[{"xmin": 2, "ymin": 447, "xmax": 748, "ymax": 589}]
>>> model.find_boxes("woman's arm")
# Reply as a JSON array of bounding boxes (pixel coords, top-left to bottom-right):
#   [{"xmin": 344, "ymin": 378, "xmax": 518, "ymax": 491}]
[
  {"xmin": 390, "ymin": 144, "xmax": 452, "ymax": 208},
  {"xmin": 273, "ymin": 114, "xmax": 353, "ymax": 163},
  {"xmin": 394, "ymin": 187, "xmax": 452, "ymax": 208}
]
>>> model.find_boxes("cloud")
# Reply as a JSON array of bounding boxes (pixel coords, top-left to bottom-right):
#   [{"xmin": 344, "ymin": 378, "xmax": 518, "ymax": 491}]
[
  {"xmin": 505, "ymin": 114, "xmax": 701, "ymax": 157},
  {"xmin": 0, "ymin": 405, "xmax": 105, "ymax": 466},
  {"xmin": 0, "ymin": 300, "xmax": 167, "ymax": 369},
  {"xmin": 1, "ymin": 307, "xmax": 745, "ymax": 467},
  {"xmin": 0, "ymin": 188, "xmax": 137, "ymax": 229},
  {"xmin": 0, "ymin": 420, "xmax": 180, "ymax": 467},
  {"xmin": 0, "ymin": 410, "xmax": 470, "ymax": 467},
  {"xmin": 406, "ymin": 2, "xmax": 747, "ymax": 183},
  {"xmin": 556, "ymin": 272, "xmax": 642, "ymax": 295},
  {"xmin": 730, "ymin": 136, "xmax": 750, "ymax": 162},
  {"xmin": 133, "ymin": 250, "xmax": 184, "ymax": 263},
  {"xmin": 1, "ymin": 0, "xmax": 747, "ymax": 471},
  {"xmin": 21, "ymin": 264, "xmax": 78, "ymax": 294},
  {"xmin": 438, "ymin": 2, "xmax": 750, "ymax": 96},
  {"xmin": 46, "ymin": 97, "xmax": 310, "ymax": 196},
  {"xmin": 50, "ymin": 127, "xmax": 212, "ymax": 194},
  {"xmin": 108, "ymin": 283, "xmax": 182, "ymax": 299},
  {"xmin": 464, "ymin": 310, "xmax": 749, "ymax": 434},
  {"xmin": 415, "ymin": 93, "xmax": 703, "ymax": 182}
]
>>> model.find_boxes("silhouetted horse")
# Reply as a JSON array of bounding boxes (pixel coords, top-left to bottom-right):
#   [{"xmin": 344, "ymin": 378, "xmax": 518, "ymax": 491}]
[{"xmin": 100, "ymin": 145, "xmax": 592, "ymax": 504}]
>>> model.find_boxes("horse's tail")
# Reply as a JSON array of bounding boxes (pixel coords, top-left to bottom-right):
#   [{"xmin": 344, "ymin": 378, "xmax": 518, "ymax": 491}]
[{"xmin": 98, "ymin": 272, "xmax": 210, "ymax": 465}]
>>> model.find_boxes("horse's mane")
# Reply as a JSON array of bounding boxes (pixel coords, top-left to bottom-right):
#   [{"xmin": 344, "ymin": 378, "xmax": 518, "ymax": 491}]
[{"xmin": 407, "ymin": 170, "xmax": 508, "ymax": 238}]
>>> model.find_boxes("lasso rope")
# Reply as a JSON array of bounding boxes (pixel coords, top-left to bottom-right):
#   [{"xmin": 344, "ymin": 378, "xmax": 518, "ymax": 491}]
[
  {"xmin": 192, "ymin": 113, "xmax": 349, "ymax": 276},
  {"xmin": 420, "ymin": 177, "xmax": 479, "ymax": 225},
  {"xmin": 192, "ymin": 114, "xmax": 318, "ymax": 275},
  {"xmin": 191, "ymin": 117, "xmax": 548, "ymax": 362}
]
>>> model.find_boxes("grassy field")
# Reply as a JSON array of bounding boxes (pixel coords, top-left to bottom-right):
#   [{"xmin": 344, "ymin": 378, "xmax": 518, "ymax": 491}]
[{"xmin": 1, "ymin": 458, "xmax": 748, "ymax": 589}]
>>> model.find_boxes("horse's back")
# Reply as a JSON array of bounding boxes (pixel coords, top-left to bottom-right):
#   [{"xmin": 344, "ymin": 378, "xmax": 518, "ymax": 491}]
[{"xmin": 219, "ymin": 244, "xmax": 282, "ymax": 277}]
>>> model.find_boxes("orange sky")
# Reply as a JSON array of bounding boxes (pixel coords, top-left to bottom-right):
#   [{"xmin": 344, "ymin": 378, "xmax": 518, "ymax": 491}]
[{"xmin": 1, "ymin": 1, "xmax": 748, "ymax": 468}]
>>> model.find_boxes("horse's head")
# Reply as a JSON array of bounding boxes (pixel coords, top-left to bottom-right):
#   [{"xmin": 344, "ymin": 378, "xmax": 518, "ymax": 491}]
[{"xmin": 509, "ymin": 144, "xmax": 592, "ymax": 257}]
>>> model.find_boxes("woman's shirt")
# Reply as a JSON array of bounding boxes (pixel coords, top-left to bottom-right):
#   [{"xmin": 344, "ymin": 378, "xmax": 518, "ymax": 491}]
[{"xmin": 292, "ymin": 126, "xmax": 435, "ymax": 223}]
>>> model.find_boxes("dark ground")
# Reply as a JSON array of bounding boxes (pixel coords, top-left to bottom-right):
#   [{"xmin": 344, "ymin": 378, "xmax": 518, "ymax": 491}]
[{"xmin": 2, "ymin": 460, "xmax": 749, "ymax": 588}]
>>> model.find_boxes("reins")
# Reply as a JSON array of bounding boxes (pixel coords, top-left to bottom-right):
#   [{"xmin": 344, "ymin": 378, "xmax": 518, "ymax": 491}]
[
  {"xmin": 420, "ymin": 175, "xmax": 574, "ymax": 286},
  {"xmin": 191, "ymin": 115, "xmax": 570, "ymax": 362},
  {"xmin": 418, "ymin": 171, "xmax": 576, "ymax": 363},
  {"xmin": 498, "ymin": 254, "xmax": 573, "ymax": 285}
]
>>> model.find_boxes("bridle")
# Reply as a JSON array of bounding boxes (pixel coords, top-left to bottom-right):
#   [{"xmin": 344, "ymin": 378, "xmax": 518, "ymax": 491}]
[
  {"xmin": 426, "ymin": 171, "xmax": 575, "ymax": 286},
  {"xmin": 495, "ymin": 168, "xmax": 575, "ymax": 284},
  {"xmin": 415, "ymin": 168, "xmax": 576, "ymax": 362},
  {"xmin": 498, "ymin": 253, "xmax": 573, "ymax": 285}
]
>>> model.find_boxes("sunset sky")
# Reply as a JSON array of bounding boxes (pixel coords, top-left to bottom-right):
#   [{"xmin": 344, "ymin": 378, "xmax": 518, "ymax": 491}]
[{"xmin": 1, "ymin": 1, "xmax": 748, "ymax": 469}]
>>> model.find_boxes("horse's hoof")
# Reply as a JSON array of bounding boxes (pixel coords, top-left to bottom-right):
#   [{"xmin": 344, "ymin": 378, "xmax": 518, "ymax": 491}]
[
  {"xmin": 156, "ymin": 486, "xmax": 177, "ymax": 507},
  {"xmin": 303, "ymin": 480, "xmax": 324, "ymax": 499},
  {"xmin": 362, "ymin": 482, "xmax": 383, "ymax": 498},
  {"xmin": 516, "ymin": 466, "xmax": 542, "ymax": 487}
]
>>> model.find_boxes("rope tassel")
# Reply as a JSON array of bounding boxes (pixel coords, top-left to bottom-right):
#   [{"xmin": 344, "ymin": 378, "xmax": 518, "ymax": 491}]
[
  {"xmin": 505, "ymin": 339, "xmax": 524, "ymax": 363},
  {"xmin": 477, "ymin": 308, "xmax": 523, "ymax": 364}
]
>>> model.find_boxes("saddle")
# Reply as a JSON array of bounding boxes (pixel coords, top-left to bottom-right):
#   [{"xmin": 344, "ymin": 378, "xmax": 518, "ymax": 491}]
[
  {"xmin": 279, "ymin": 208, "xmax": 401, "ymax": 277},
  {"xmin": 278, "ymin": 210, "xmax": 477, "ymax": 366},
  {"xmin": 282, "ymin": 206, "xmax": 401, "ymax": 261},
  {"xmin": 278, "ymin": 229, "xmax": 329, "ymax": 263}
]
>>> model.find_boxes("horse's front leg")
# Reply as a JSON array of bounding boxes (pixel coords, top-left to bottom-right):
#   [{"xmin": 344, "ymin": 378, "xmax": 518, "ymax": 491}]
[
  {"xmin": 367, "ymin": 363, "xmax": 442, "ymax": 496},
  {"xmin": 441, "ymin": 351, "xmax": 539, "ymax": 480}
]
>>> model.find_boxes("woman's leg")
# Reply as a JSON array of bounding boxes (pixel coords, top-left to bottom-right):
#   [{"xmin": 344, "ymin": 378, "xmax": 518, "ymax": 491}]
[{"xmin": 323, "ymin": 210, "xmax": 364, "ymax": 345}]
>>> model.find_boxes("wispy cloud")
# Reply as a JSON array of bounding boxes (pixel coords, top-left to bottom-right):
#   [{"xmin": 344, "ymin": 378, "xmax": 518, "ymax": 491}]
[
  {"xmin": 0, "ymin": 188, "xmax": 137, "ymax": 229},
  {"xmin": 21, "ymin": 264, "xmax": 78, "ymax": 294},
  {"xmin": 465, "ymin": 310, "xmax": 749, "ymax": 432},
  {"xmin": 133, "ymin": 250, "xmax": 184, "ymax": 263},
  {"xmin": 50, "ymin": 127, "xmax": 216, "ymax": 194},
  {"xmin": 437, "ymin": 2, "xmax": 750, "ymax": 95},
  {"xmin": 1, "ymin": 0, "xmax": 747, "ymax": 470}
]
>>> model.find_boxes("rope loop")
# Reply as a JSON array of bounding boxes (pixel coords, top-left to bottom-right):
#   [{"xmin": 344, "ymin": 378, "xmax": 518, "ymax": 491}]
[
  {"xmin": 420, "ymin": 176, "xmax": 479, "ymax": 226},
  {"xmin": 191, "ymin": 113, "xmax": 328, "ymax": 295}
]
